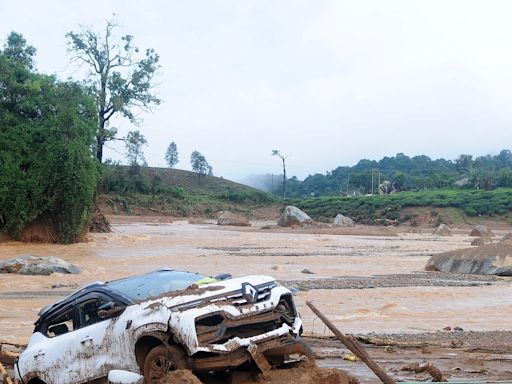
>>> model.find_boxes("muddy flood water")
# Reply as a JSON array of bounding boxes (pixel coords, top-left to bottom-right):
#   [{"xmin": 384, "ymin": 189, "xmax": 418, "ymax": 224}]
[{"xmin": 2, "ymin": 218, "xmax": 512, "ymax": 382}]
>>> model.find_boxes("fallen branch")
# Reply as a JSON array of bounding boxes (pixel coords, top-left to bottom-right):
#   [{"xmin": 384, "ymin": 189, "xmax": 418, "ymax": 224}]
[
  {"xmin": 402, "ymin": 363, "xmax": 447, "ymax": 382},
  {"xmin": 306, "ymin": 301, "xmax": 396, "ymax": 384},
  {"xmin": 0, "ymin": 350, "xmax": 19, "ymax": 366},
  {"xmin": 0, "ymin": 360, "xmax": 13, "ymax": 384},
  {"xmin": 147, "ymin": 207, "xmax": 169, "ymax": 214}
]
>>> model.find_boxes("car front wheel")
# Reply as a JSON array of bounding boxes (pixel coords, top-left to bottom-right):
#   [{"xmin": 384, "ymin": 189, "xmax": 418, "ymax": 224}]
[{"xmin": 143, "ymin": 344, "xmax": 187, "ymax": 383}]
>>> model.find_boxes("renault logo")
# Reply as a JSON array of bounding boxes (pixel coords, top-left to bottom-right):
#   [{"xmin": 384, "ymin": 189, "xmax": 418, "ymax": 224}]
[{"xmin": 241, "ymin": 283, "xmax": 258, "ymax": 303}]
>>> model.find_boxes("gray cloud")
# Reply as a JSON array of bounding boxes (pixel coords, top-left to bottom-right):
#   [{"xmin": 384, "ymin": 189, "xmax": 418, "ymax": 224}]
[{"xmin": 1, "ymin": 0, "xmax": 511, "ymax": 181}]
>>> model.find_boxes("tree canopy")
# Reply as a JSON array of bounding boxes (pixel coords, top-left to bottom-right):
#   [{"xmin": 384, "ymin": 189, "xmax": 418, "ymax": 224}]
[
  {"xmin": 190, "ymin": 151, "xmax": 212, "ymax": 180},
  {"xmin": 66, "ymin": 19, "xmax": 160, "ymax": 162},
  {"xmin": 0, "ymin": 32, "xmax": 98, "ymax": 243},
  {"xmin": 165, "ymin": 141, "xmax": 179, "ymax": 168}
]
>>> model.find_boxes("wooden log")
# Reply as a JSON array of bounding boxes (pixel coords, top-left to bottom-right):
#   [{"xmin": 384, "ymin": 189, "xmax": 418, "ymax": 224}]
[
  {"xmin": 0, "ymin": 360, "xmax": 13, "ymax": 384},
  {"xmin": 306, "ymin": 301, "xmax": 396, "ymax": 384},
  {"xmin": 0, "ymin": 350, "xmax": 19, "ymax": 365}
]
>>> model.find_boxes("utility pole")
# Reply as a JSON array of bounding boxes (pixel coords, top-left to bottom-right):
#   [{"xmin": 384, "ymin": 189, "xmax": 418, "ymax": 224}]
[
  {"xmin": 272, "ymin": 150, "xmax": 288, "ymax": 200},
  {"xmin": 371, "ymin": 171, "xmax": 374, "ymax": 195}
]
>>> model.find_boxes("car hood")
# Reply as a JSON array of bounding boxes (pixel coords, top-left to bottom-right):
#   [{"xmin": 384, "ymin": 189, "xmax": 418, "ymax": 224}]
[{"xmin": 139, "ymin": 274, "xmax": 277, "ymax": 308}]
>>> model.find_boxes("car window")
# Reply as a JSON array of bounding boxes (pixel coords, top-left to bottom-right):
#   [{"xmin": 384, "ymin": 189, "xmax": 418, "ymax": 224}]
[
  {"xmin": 79, "ymin": 298, "xmax": 109, "ymax": 327},
  {"xmin": 106, "ymin": 270, "xmax": 210, "ymax": 301},
  {"xmin": 46, "ymin": 308, "xmax": 76, "ymax": 337}
]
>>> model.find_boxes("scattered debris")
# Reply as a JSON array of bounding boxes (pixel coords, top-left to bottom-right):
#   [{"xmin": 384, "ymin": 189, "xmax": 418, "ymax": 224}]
[
  {"xmin": 158, "ymin": 370, "xmax": 202, "ymax": 384},
  {"xmin": 278, "ymin": 206, "xmax": 314, "ymax": 227},
  {"xmin": 306, "ymin": 301, "xmax": 396, "ymax": 384},
  {"xmin": 89, "ymin": 209, "xmax": 111, "ymax": 233},
  {"xmin": 188, "ymin": 218, "xmax": 207, "ymax": 225},
  {"xmin": 401, "ymin": 362, "xmax": 447, "ymax": 382},
  {"xmin": 333, "ymin": 214, "xmax": 355, "ymax": 227},
  {"xmin": 260, "ymin": 224, "xmax": 273, "ymax": 230},
  {"xmin": 470, "ymin": 225, "xmax": 494, "ymax": 237},
  {"xmin": 0, "ymin": 255, "xmax": 80, "ymax": 275},
  {"xmin": 343, "ymin": 353, "xmax": 358, "ymax": 362},
  {"xmin": 471, "ymin": 237, "xmax": 491, "ymax": 246},
  {"xmin": 217, "ymin": 211, "xmax": 250, "ymax": 226},
  {"xmin": 433, "ymin": 224, "xmax": 451, "ymax": 236},
  {"xmin": 301, "ymin": 268, "xmax": 315, "ymax": 274}
]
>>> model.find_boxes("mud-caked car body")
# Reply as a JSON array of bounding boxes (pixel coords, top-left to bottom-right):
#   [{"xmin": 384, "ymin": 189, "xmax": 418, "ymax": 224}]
[{"xmin": 15, "ymin": 269, "xmax": 309, "ymax": 384}]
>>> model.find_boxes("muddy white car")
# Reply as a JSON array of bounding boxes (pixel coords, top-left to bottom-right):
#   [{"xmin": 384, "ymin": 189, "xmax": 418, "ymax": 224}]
[{"xmin": 15, "ymin": 269, "xmax": 310, "ymax": 384}]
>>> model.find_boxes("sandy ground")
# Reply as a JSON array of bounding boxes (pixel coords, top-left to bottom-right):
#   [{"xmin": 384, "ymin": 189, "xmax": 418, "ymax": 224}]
[{"xmin": 1, "ymin": 216, "xmax": 512, "ymax": 382}]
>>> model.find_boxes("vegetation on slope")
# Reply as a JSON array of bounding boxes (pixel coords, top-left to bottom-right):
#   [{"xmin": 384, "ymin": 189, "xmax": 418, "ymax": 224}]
[
  {"xmin": 291, "ymin": 189, "xmax": 512, "ymax": 225},
  {"xmin": 98, "ymin": 164, "xmax": 277, "ymax": 217},
  {"xmin": 0, "ymin": 33, "xmax": 98, "ymax": 243}
]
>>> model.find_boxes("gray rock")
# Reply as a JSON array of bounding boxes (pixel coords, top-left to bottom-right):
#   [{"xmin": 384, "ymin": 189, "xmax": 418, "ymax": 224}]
[
  {"xmin": 333, "ymin": 214, "xmax": 354, "ymax": 227},
  {"xmin": 0, "ymin": 255, "xmax": 80, "ymax": 275},
  {"xmin": 277, "ymin": 206, "xmax": 313, "ymax": 227},
  {"xmin": 301, "ymin": 268, "xmax": 314, "ymax": 274},
  {"xmin": 433, "ymin": 224, "xmax": 451, "ymax": 236},
  {"xmin": 217, "ymin": 211, "xmax": 250, "ymax": 226},
  {"xmin": 425, "ymin": 247, "xmax": 512, "ymax": 276},
  {"xmin": 470, "ymin": 225, "xmax": 494, "ymax": 237},
  {"xmin": 471, "ymin": 237, "xmax": 491, "ymax": 246}
]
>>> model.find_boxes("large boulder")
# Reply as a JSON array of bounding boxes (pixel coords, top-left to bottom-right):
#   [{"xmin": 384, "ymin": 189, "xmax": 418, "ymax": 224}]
[
  {"xmin": 433, "ymin": 224, "xmax": 451, "ymax": 236},
  {"xmin": 470, "ymin": 225, "xmax": 494, "ymax": 237},
  {"xmin": 426, "ymin": 245, "xmax": 512, "ymax": 276},
  {"xmin": 333, "ymin": 214, "xmax": 354, "ymax": 227},
  {"xmin": 217, "ymin": 211, "xmax": 250, "ymax": 226},
  {"xmin": 0, "ymin": 255, "xmax": 80, "ymax": 275},
  {"xmin": 277, "ymin": 206, "xmax": 313, "ymax": 227}
]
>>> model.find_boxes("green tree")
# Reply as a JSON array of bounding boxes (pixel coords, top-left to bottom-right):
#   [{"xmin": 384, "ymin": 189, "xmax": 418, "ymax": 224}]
[
  {"xmin": 2, "ymin": 31, "xmax": 36, "ymax": 69},
  {"xmin": 165, "ymin": 141, "xmax": 179, "ymax": 168},
  {"xmin": 190, "ymin": 150, "xmax": 210, "ymax": 181},
  {"xmin": 0, "ymin": 33, "xmax": 98, "ymax": 243},
  {"xmin": 125, "ymin": 130, "xmax": 147, "ymax": 165},
  {"xmin": 66, "ymin": 19, "xmax": 160, "ymax": 162}
]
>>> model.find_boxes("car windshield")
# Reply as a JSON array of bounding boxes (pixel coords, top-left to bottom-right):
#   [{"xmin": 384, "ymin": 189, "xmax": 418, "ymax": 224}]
[{"xmin": 106, "ymin": 270, "xmax": 211, "ymax": 301}]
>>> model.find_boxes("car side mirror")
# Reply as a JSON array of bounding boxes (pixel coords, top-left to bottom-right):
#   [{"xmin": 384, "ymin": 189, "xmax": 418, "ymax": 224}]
[
  {"xmin": 214, "ymin": 273, "xmax": 232, "ymax": 281},
  {"xmin": 98, "ymin": 302, "xmax": 125, "ymax": 319}
]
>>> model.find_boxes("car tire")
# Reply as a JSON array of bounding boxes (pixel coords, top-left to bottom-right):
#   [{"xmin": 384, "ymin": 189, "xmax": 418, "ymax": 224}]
[{"xmin": 143, "ymin": 344, "xmax": 187, "ymax": 383}]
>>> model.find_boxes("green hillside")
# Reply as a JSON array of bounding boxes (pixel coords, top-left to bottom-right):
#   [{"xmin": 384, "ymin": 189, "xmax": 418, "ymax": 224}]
[
  {"xmin": 291, "ymin": 189, "xmax": 512, "ymax": 225},
  {"xmin": 98, "ymin": 164, "xmax": 277, "ymax": 217}
]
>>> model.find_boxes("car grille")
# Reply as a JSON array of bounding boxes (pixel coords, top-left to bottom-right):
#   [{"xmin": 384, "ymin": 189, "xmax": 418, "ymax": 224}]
[{"xmin": 195, "ymin": 295, "xmax": 296, "ymax": 345}]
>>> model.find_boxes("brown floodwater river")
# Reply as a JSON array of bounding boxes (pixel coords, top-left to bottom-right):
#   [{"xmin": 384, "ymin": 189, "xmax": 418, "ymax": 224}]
[{"xmin": 1, "ymin": 219, "xmax": 511, "ymax": 344}]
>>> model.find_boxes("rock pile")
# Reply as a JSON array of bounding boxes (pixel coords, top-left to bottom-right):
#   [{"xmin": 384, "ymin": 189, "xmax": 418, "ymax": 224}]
[{"xmin": 433, "ymin": 224, "xmax": 451, "ymax": 236}]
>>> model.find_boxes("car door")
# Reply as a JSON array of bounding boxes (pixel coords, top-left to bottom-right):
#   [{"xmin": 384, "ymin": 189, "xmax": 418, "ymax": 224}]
[
  {"xmin": 25, "ymin": 304, "xmax": 87, "ymax": 384},
  {"xmin": 74, "ymin": 293, "xmax": 131, "ymax": 381}
]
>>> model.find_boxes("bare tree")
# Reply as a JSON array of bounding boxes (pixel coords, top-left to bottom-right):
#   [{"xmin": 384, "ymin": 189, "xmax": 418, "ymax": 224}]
[{"xmin": 272, "ymin": 150, "xmax": 288, "ymax": 199}]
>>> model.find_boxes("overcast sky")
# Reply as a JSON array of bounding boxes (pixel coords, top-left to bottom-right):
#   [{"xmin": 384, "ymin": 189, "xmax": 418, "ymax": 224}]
[{"xmin": 1, "ymin": 1, "xmax": 511, "ymax": 181}]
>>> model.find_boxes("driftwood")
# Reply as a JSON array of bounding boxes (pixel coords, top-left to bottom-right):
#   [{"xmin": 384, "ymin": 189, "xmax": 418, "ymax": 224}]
[
  {"xmin": 306, "ymin": 301, "xmax": 396, "ymax": 384},
  {"xmin": 0, "ymin": 360, "xmax": 13, "ymax": 384},
  {"xmin": 0, "ymin": 350, "xmax": 18, "ymax": 365},
  {"xmin": 402, "ymin": 363, "xmax": 447, "ymax": 382}
]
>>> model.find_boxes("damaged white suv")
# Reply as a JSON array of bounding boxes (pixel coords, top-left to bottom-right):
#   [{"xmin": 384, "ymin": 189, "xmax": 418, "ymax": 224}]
[{"xmin": 15, "ymin": 269, "xmax": 310, "ymax": 384}]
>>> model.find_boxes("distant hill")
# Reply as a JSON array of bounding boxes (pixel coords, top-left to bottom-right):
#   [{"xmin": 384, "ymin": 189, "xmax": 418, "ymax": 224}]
[
  {"xmin": 98, "ymin": 165, "xmax": 277, "ymax": 218},
  {"xmin": 136, "ymin": 166, "xmax": 263, "ymax": 195}
]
